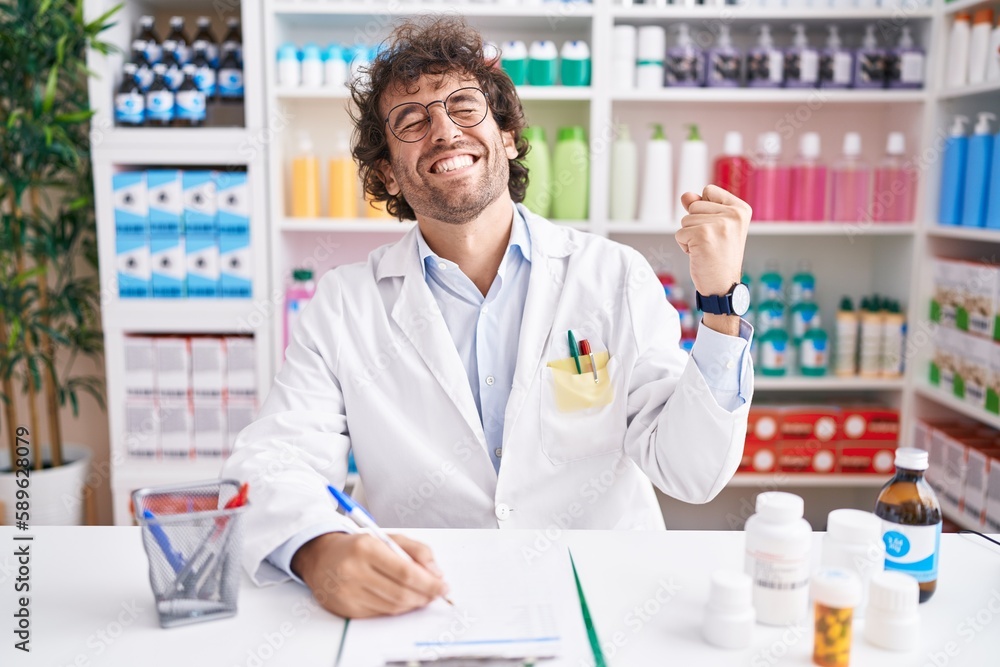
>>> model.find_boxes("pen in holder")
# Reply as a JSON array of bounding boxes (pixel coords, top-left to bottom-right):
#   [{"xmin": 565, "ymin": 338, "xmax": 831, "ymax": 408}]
[{"xmin": 133, "ymin": 479, "xmax": 248, "ymax": 628}]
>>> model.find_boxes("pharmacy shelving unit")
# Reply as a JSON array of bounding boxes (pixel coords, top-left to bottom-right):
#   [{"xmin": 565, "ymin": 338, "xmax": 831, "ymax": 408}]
[
  {"xmin": 86, "ymin": 0, "xmax": 273, "ymax": 524},
  {"xmin": 257, "ymin": 0, "xmax": 947, "ymax": 530}
]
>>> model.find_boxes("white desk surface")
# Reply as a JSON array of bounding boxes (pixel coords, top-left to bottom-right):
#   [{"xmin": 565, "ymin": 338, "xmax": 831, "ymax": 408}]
[{"xmin": 2, "ymin": 527, "xmax": 998, "ymax": 666}]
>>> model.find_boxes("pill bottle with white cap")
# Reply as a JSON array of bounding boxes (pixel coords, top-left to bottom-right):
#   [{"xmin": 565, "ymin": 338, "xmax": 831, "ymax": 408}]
[
  {"xmin": 821, "ymin": 509, "xmax": 885, "ymax": 618},
  {"xmin": 703, "ymin": 570, "xmax": 755, "ymax": 649},
  {"xmin": 864, "ymin": 570, "xmax": 921, "ymax": 651},
  {"xmin": 745, "ymin": 491, "xmax": 812, "ymax": 625}
]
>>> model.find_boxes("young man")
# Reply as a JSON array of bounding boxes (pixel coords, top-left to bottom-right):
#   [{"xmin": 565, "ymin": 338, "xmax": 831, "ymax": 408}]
[{"xmin": 223, "ymin": 17, "xmax": 754, "ymax": 619}]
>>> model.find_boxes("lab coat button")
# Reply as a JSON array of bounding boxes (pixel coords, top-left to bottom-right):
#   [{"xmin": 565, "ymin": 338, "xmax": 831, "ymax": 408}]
[
  {"xmin": 481, "ymin": 305, "xmax": 489, "ymax": 314},
  {"xmin": 486, "ymin": 375, "xmax": 495, "ymax": 386},
  {"xmin": 495, "ymin": 503, "xmax": 511, "ymax": 520},
  {"xmin": 494, "ymin": 448, "xmax": 503, "ymax": 458},
  {"xmin": 726, "ymin": 359, "xmax": 735, "ymax": 369}
]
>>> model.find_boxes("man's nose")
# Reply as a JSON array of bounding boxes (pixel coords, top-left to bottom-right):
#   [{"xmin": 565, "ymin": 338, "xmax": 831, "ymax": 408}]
[{"xmin": 426, "ymin": 103, "xmax": 462, "ymax": 143}]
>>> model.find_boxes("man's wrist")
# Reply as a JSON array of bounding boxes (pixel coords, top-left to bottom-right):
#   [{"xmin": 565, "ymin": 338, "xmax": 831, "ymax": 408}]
[{"xmin": 701, "ymin": 313, "xmax": 741, "ymax": 337}]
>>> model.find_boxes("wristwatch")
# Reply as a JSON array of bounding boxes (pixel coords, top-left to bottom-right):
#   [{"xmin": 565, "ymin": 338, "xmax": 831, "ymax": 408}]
[{"xmin": 696, "ymin": 282, "xmax": 751, "ymax": 317}]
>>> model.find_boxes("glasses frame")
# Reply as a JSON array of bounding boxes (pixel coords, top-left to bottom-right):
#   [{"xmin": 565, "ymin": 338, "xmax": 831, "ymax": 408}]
[{"xmin": 384, "ymin": 86, "xmax": 491, "ymax": 144}]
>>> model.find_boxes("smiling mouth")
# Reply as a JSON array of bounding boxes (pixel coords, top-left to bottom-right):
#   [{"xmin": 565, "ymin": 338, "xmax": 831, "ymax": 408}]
[{"xmin": 429, "ymin": 153, "xmax": 479, "ymax": 175}]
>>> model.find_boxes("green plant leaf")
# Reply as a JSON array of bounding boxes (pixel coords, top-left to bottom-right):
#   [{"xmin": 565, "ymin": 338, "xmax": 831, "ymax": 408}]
[
  {"xmin": 42, "ymin": 65, "xmax": 59, "ymax": 114},
  {"xmin": 84, "ymin": 3, "xmax": 122, "ymax": 34},
  {"xmin": 55, "ymin": 110, "xmax": 94, "ymax": 124},
  {"xmin": 39, "ymin": 0, "xmax": 54, "ymax": 15}
]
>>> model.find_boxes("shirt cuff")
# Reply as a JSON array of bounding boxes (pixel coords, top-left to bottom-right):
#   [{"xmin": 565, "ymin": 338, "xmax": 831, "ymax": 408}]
[
  {"xmin": 266, "ymin": 522, "xmax": 355, "ymax": 586},
  {"xmin": 690, "ymin": 317, "xmax": 754, "ymax": 411}
]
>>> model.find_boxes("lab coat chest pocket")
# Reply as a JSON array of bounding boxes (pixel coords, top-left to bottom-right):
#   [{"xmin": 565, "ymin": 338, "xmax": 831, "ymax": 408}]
[{"xmin": 539, "ymin": 355, "xmax": 626, "ymax": 464}]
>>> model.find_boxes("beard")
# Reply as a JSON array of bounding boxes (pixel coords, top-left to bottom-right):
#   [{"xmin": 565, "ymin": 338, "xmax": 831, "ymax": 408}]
[{"xmin": 390, "ymin": 134, "xmax": 510, "ymax": 225}]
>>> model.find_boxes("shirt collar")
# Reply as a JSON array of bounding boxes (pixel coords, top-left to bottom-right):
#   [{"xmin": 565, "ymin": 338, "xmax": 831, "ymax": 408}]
[{"xmin": 415, "ymin": 201, "xmax": 532, "ymax": 278}]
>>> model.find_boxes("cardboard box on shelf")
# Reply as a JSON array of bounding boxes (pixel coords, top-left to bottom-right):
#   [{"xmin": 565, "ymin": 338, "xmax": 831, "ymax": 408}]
[
  {"xmin": 158, "ymin": 399, "xmax": 192, "ymax": 459},
  {"xmin": 150, "ymin": 234, "xmax": 185, "ymax": 299},
  {"xmin": 989, "ymin": 341, "xmax": 1000, "ymax": 415},
  {"xmin": 193, "ymin": 399, "xmax": 227, "ymax": 458},
  {"xmin": 841, "ymin": 406, "xmax": 900, "ymax": 441},
  {"xmin": 963, "ymin": 445, "xmax": 1000, "ymax": 528},
  {"xmin": 226, "ymin": 399, "xmax": 257, "ymax": 456},
  {"xmin": 155, "ymin": 337, "xmax": 191, "ymax": 399},
  {"xmin": 123, "ymin": 336, "xmax": 156, "ymax": 398},
  {"xmin": 224, "ymin": 337, "xmax": 256, "ymax": 399},
  {"xmin": 112, "ymin": 171, "xmax": 148, "ymax": 236},
  {"xmin": 182, "ymin": 170, "xmax": 218, "ymax": 236},
  {"xmin": 931, "ymin": 325, "xmax": 960, "ymax": 392},
  {"xmin": 185, "ymin": 235, "xmax": 220, "ymax": 298},
  {"xmin": 955, "ymin": 330, "xmax": 991, "ymax": 407},
  {"xmin": 191, "ymin": 337, "xmax": 226, "ymax": 398},
  {"xmin": 927, "ymin": 424, "xmax": 979, "ymax": 492},
  {"xmin": 839, "ymin": 441, "xmax": 896, "ymax": 475},
  {"xmin": 219, "ymin": 231, "xmax": 251, "ymax": 298},
  {"xmin": 217, "ymin": 171, "xmax": 250, "ymax": 236},
  {"xmin": 740, "ymin": 441, "xmax": 778, "ymax": 473},
  {"xmin": 986, "ymin": 454, "xmax": 1000, "ymax": 532},
  {"xmin": 931, "ymin": 258, "xmax": 962, "ymax": 328},
  {"xmin": 115, "ymin": 234, "xmax": 151, "ymax": 299},
  {"xmin": 124, "ymin": 400, "xmax": 158, "ymax": 458},
  {"xmin": 147, "ymin": 170, "xmax": 183, "ymax": 236},
  {"xmin": 777, "ymin": 440, "xmax": 837, "ymax": 474},
  {"xmin": 780, "ymin": 406, "xmax": 841, "ymax": 444},
  {"xmin": 958, "ymin": 260, "xmax": 1000, "ymax": 340}
]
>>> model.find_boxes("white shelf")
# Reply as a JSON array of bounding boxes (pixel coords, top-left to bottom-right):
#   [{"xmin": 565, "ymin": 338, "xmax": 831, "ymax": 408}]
[
  {"xmin": 942, "ymin": 0, "xmax": 994, "ymax": 17},
  {"xmin": 612, "ymin": 6, "xmax": 934, "ymax": 20},
  {"xmin": 280, "ymin": 217, "xmax": 590, "ymax": 232},
  {"xmin": 275, "ymin": 86, "xmax": 593, "ymax": 101},
  {"xmin": 607, "ymin": 222, "xmax": 916, "ymax": 236},
  {"xmin": 729, "ymin": 473, "xmax": 891, "ymax": 488},
  {"xmin": 938, "ymin": 79, "xmax": 1000, "ymax": 100},
  {"xmin": 93, "ymin": 127, "xmax": 250, "ymax": 157},
  {"xmin": 756, "ymin": 376, "xmax": 905, "ymax": 391},
  {"xmin": 915, "ymin": 383, "xmax": 1000, "ymax": 431},
  {"xmin": 103, "ymin": 300, "xmax": 260, "ymax": 334},
  {"xmin": 611, "ymin": 88, "xmax": 928, "ymax": 104},
  {"xmin": 926, "ymin": 225, "xmax": 1000, "ymax": 242},
  {"xmin": 271, "ymin": 1, "xmax": 594, "ymax": 17}
]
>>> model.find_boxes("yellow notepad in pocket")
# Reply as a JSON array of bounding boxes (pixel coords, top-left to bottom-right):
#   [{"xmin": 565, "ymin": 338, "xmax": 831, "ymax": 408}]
[{"xmin": 546, "ymin": 351, "xmax": 614, "ymax": 412}]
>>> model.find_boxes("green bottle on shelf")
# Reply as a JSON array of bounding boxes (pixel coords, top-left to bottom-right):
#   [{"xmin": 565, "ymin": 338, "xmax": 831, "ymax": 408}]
[
  {"xmin": 551, "ymin": 126, "xmax": 589, "ymax": 221},
  {"xmin": 521, "ymin": 126, "xmax": 553, "ymax": 218}
]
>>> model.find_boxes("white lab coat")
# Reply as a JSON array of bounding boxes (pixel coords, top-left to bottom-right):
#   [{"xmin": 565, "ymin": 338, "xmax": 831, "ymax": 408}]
[{"xmin": 224, "ymin": 204, "xmax": 753, "ymax": 584}]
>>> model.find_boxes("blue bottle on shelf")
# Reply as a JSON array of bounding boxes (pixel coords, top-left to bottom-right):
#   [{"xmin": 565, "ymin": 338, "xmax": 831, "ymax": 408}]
[
  {"xmin": 938, "ymin": 115, "xmax": 969, "ymax": 226},
  {"xmin": 986, "ymin": 126, "xmax": 1000, "ymax": 229},
  {"xmin": 962, "ymin": 112, "xmax": 996, "ymax": 227}
]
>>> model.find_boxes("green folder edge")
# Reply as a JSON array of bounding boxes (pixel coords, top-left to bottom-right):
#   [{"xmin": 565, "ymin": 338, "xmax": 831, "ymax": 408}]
[{"xmin": 570, "ymin": 549, "xmax": 607, "ymax": 667}]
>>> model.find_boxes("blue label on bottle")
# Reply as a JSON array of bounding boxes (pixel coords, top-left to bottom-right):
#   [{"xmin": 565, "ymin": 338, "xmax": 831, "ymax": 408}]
[
  {"xmin": 175, "ymin": 90, "xmax": 206, "ymax": 122},
  {"xmin": 882, "ymin": 521, "xmax": 941, "ymax": 583},
  {"xmin": 115, "ymin": 92, "xmax": 145, "ymax": 125},
  {"xmin": 193, "ymin": 67, "xmax": 216, "ymax": 96},
  {"xmin": 145, "ymin": 90, "xmax": 174, "ymax": 121},
  {"xmin": 218, "ymin": 69, "xmax": 244, "ymax": 97}
]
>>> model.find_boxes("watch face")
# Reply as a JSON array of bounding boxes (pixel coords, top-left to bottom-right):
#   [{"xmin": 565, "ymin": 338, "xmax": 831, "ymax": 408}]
[{"xmin": 732, "ymin": 283, "xmax": 751, "ymax": 316}]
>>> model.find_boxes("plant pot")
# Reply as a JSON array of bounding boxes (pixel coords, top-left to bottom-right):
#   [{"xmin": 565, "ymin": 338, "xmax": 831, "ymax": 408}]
[{"xmin": 0, "ymin": 443, "xmax": 92, "ymax": 526}]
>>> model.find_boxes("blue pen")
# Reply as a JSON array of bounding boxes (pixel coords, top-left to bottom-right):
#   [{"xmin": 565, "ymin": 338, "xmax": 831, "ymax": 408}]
[
  {"xmin": 143, "ymin": 509, "xmax": 185, "ymax": 574},
  {"xmin": 327, "ymin": 485, "xmax": 453, "ymax": 605}
]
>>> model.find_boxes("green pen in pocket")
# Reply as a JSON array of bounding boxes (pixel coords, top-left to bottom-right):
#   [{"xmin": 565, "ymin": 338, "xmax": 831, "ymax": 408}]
[{"xmin": 567, "ymin": 329, "xmax": 583, "ymax": 374}]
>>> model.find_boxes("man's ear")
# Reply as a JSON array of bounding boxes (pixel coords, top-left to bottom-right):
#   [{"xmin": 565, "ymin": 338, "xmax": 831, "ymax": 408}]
[
  {"xmin": 502, "ymin": 130, "xmax": 518, "ymax": 161},
  {"xmin": 378, "ymin": 158, "xmax": 400, "ymax": 196}
]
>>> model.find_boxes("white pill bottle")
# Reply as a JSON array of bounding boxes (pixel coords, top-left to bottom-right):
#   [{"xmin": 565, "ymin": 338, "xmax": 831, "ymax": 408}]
[{"xmin": 745, "ymin": 491, "xmax": 813, "ymax": 625}]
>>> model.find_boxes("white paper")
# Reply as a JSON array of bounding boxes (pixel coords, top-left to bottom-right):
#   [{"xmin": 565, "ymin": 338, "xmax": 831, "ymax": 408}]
[{"xmin": 337, "ymin": 537, "xmax": 592, "ymax": 666}]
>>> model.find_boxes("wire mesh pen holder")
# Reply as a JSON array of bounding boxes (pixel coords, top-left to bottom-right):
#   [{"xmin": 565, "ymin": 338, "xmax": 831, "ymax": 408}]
[{"xmin": 133, "ymin": 479, "xmax": 248, "ymax": 628}]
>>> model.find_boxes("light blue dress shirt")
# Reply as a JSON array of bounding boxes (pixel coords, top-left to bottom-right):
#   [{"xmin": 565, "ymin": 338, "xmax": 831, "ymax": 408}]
[{"xmin": 266, "ymin": 203, "xmax": 751, "ymax": 582}]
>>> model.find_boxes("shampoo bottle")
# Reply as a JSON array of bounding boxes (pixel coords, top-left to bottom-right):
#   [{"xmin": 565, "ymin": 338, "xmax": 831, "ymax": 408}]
[
  {"xmin": 552, "ymin": 126, "xmax": 589, "ymax": 220},
  {"xmin": 300, "ymin": 43, "xmax": 323, "ymax": 88},
  {"xmin": 835, "ymin": 297, "xmax": 859, "ymax": 377},
  {"xmin": 986, "ymin": 123, "xmax": 1000, "ymax": 228},
  {"xmin": 613, "ymin": 25, "xmax": 637, "ymax": 91},
  {"xmin": 610, "ymin": 124, "xmax": 638, "ymax": 222},
  {"xmin": 639, "ymin": 124, "xmax": 674, "ymax": 227},
  {"xmin": 277, "ymin": 43, "xmax": 300, "ymax": 88},
  {"xmin": 968, "ymin": 9, "xmax": 994, "ymax": 85},
  {"xmin": 820, "ymin": 25, "xmax": 853, "ymax": 89},
  {"xmin": 500, "ymin": 40, "xmax": 528, "ymax": 85},
  {"xmin": 830, "ymin": 132, "xmax": 871, "ymax": 223},
  {"xmin": 961, "ymin": 112, "xmax": 996, "ymax": 227},
  {"xmin": 636, "ymin": 26, "xmax": 666, "ymax": 90},
  {"xmin": 324, "ymin": 44, "xmax": 348, "ymax": 90},
  {"xmin": 886, "ymin": 26, "xmax": 925, "ymax": 90},
  {"xmin": 713, "ymin": 131, "xmax": 753, "ymax": 203},
  {"xmin": 665, "ymin": 23, "xmax": 706, "ymax": 87},
  {"xmin": 947, "ymin": 13, "xmax": 972, "ymax": 88},
  {"xmin": 521, "ymin": 126, "xmax": 553, "ymax": 218},
  {"xmin": 938, "ymin": 115, "xmax": 970, "ymax": 226},
  {"xmin": 528, "ymin": 40, "xmax": 558, "ymax": 86},
  {"xmin": 873, "ymin": 132, "xmax": 917, "ymax": 223},
  {"xmin": 560, "ymin": 40, "xmax": 591, "ymax": 86},
  {"xmin": 752, "ymin": 132, "xmax": 790, "ymax": 221},
  {"xmin": 290, "ymin": 131, "xmax": 321, "ymax": 218},
  {"xmin": 789, "ymin": 132, "xmax": 827, "ymax": 222},
  {"xmin": 784, "ymin": 24, "xmax": 819, "ymax": 88},
  {"xmin": 747, "ymin": 24, "xmax": 784, "ymax": 88},
  {"xmin": 854, "ymin": 25, "xmax": 887, "ymax": 90},
  {"xmin": 707, "ymin": 24, "xmax": 741, "ymax": 87},
  {"xmin": 675, "ymin": 124, "xmax": 709, "ymax": 225}
]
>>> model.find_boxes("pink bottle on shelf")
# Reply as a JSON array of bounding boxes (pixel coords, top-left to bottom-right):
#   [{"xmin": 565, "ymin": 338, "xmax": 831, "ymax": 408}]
[
  {"xmin": 789, "ymin": 132, "xmax": 828, "ymax": 221},
  {"xmin": 284, "ymin": 268, "xmax": 316, "ymax": 356},
  {"xmin": 830, "ymin": 132, "xmax": 872, "ymax": 223},
  {"xmin": 752, "ymin": 132, "xmax": 791, "ymax": 221},
  {"xmin": 872, "ymin": 132, "xmax": 917, "ymax": 223}
]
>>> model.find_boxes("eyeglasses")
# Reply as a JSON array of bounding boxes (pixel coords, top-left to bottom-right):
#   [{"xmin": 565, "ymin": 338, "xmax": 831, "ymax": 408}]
[{"xmin": 384, "ymin": 87, "xmax": 490, "ymax": 143}]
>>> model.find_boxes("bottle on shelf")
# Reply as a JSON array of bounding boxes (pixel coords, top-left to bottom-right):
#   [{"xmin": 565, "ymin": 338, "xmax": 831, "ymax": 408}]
[
  {"xmin": 559, "ymin": 40, "xmax": 591, "ymax": 87},
  {"xmin": 706, "ymin": 24, "xmax": 740, "ymax": 88},
  {"xmin": 636, "ymin": 26, "xmax": 666, "ymax": 91},
  {"xmin": 612, "ymin": 25, "xmax": 636, "ymax": 91},
  {"xmin": 784, "ymin": 24, "xmax": 819, "ymax": 89},
  {"xmin": 218, "ymin": 45, "xmax": 244, "ymax": 104},
  {"xmin": 290, "ymin": 131, "xmax": 321, "ymax": 218},
  {"xmin": 872, "ymin": 132, "xmax": 917, "ymax": 223},
  {"xmin": 301, "ymin": 43, "xmax": 323, "ymax": 88},
  {"xmin": 221, "ymin": 17, "xmax": 242, "ymax": 65},
  {"xmin": 759, "ymin": 329, "xmax": 789, "ymax": 377},
  {"xmin": 349, "ymin": 45, "xmax": 371, "ymax": 86},
  {"xmin": 639, "ymin": 124, "xmax": 673, "ymax": 227},
  {"xmin": 277, "ymin": 43, "xmax": 301, "ymax": 88},
  {"xmin": 789, "ymin": 132, "xmax": 827, "ymax": 222},
  {"xmin": 328, "ymin": 131, "xmax": 358, "ymax": 219},
  {"xmin": 791, "ymin": 300, "xmax": 820, "ymax": 344},
  {"xmin": 609, "ymin": 124, "xmax": 637, "ymax": 222},
  {"xmin": 551, "ymin": 126, "xmax": 589, "ymax": 220},
  {"xmin": 191, "ymin": 47, "xmax": 217, "ymax": 99},
  {"xmin": 835, "ymin": 297, "xmax": 859, "ymax": 378},
  {"xmin": 758, "ymin": 261, "xmax": 783, "ymax": 304},
  {"xmin": 324, "ymin": 44, "xmax": 348, "ymax": 90},
  {"xmin": 144, "ymin": 63, "xmax": 175, "ymax": 127},
  {"xmin": 191, "ymin": 17, "xmax": 218, "ymax": 69},
  {"xmin": 830, "ymin": 132, "xmax": 871, "ymax": 223},
  {"xmin": 521, "ymin": 126, "xmax": 553, "ymax": 218},
  {"xmin": 161, "ymin": 44, "xmax": 184, "ymax": 92},
  {"xmin": 713, "ymin": 131, "xmax": 753, "ymax": 205},
  {"xmin": 939, "ymin": 115, "xmax": 971, "ymax": 226},
  {"xmin": 747, "ymin": 24, "xmax": 784, "ymax": 89},
  {"xmin": 527, "ymin": 40, "xmax": 558, "ymax": 86},
  {"xmin": 987, "ymin": 119, "xmax": 1000, "ymax": 229},
  {"xmin": 854, "ymin": 25, "xmax": 887, "ymax": 90},
  {"xmin": 173, "ymin": 64, "xmax": 206, "ymax": 128},
  {"xmin": 115, "ymin": 63, "xmax": 145, "ymax": 127},
  {"xmin": 790, "ymin": 261, "xmax": 815, "ymax": 304},
  {"xmin": 968, "ymin": 9, "xmax": 994, "ymax": 86},
  {"xmin": 859, "ymin": 296, "xmax": 882, "ymax": 378},
  {"xmin": 886, "ymin": 26, "xmax": 925, "ymax": 90},
  {"xmin": 874, "ymin": 448, "xmax": 942, "ymax": 604},
  {"xmin": 284, "ymin": 269, "xmax": 316, "ymax": 354},
  {"xmin": 987, "ymin": 16, "xmax": 1000, "ymax": 81},
  {"xmin": 961, "ymin": 112, "xmax": 996, "ymax": 228},
  {"xmin": 163, "ymin": 16, "xmax": 190, "ymax": 66},
  {"xmin": 799, "ymin": 328, "xmax": 829, "ymax": 377},
  {"xmin": 946, "ymin": 12, "xmax": 972, "ymax": 89},
  {"xmin": 880, "ymin": 300, "xmax": 905, "ymax": 378},
  {"xmin": 751, "ymin": 132, "xmax": 790, "ymax": 221},
  {"xmin": 136, "ymin": 15, "xmax": 162, "ymax": 66},
  {"xmin": 819, "ymin": 25, "xmax": 853, "ymax": 90},
  {"xmin": 665, "ymin": 23, "xmax": 705, "ymax": 88},
  {"xmin": 500, "ymin": 40, "xmax": 528, "ymax": 86},
  {"xmin": 675, "ymin": 124, "xmax": 708, "ymax": 225},
  {"xmin": 129, "ymin": 38, "xmax": 154, "ymax": 93}
]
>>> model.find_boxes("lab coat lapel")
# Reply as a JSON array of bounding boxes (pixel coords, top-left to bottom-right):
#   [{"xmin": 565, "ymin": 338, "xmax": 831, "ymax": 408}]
[{"xmin": 385, "ymin": 236, "xmax": 488, "ymax": 448}]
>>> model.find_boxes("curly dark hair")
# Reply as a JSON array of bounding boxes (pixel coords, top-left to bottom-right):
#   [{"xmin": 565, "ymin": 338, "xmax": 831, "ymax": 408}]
[{"xmin": 349, "ymin": 16, "xmax": 529, "ymax": 221}]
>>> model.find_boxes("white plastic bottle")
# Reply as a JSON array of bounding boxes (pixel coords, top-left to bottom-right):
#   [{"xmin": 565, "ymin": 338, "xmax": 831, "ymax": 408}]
[
  {"xmin": 610, "ymin": 124, "xmax": 638, "ymax": 222},
  {"xmin": 859, "ymin": 297, "xmax": 883, "ymax": 378},
  {"xmin": 277, "ymin": 43, "xmax": 300, "ymax": 88},
  {"xmin": 639, "ymin": 124, "xmax": 673, "ymax": 227},
  {"xmin": 636, "ymin": 26, "xmax": 666, "ymax": 91},
  {"xmin": 821, "ymin": 509, "xmax": 886, "ymax": 619},
  {"xmin": 675, "ymin": 124, "xmax": 708, "ymax": 226},
  {"xmin": 612, "ymin": 25, "xmax": 636, "ymax": 91},
  {"xmin": 300, "ymin": 43, "xmax": 323, "ymax": 88},
  {"xmin": 987, "ymin": 17, "xmax": 1000, "ymax": 81},
  {"xmin": 324, "ymin": 44, "xmax": 348, "ymax": 90},
  {"xmin": 947, "ymin": 12, "xmax": 972, "ymax": 88},
  {"xmin": 968, "ymin": 9, "xmax": 994, "ymax": 85},
  {"xmin": 745, "ymin": 492, "xmax": 812, "ymax": 626}
]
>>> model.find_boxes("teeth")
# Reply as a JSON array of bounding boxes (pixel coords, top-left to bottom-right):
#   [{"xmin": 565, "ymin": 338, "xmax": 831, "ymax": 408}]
[{"xmin": 433, "ymin": 154, "xmax": 475, "ymax": 174}]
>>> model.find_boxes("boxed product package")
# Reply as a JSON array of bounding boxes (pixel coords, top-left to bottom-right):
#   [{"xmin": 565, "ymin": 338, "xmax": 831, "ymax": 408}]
[
  {"xmin": 963, "ymin": 445, "xmax": 1000, "ymax": 528},
  {"xmin": 219, "ymin": 232, "xmax": 251, "ymax": 298},
  {"xmin": 123, "ymin": 336, "xmax": 156, "ymax": 398},
  {"xmin": 224, "ymin": 336, "xmax": 256, "ymax": 399},
  {"xmin": 124, "ymin": 399, "xmax": 158, "ymax": 458},
  {"xmin": 740, "ymin": 408, "xmax": 781, "ymax": 473},
  {"xmin": 216, "ymin": 171, "xmax": 250, "ymax": 236},
  {"xmin": 115, "ymin": 234, "xmax": 151, "ymax": 298},
  {"xmin": 938, "ymin": 432, "xmax": 977, "ymax": 517},
  {"xmin": 147, "ymin": 170, "xmax": 183, "ymax": 236},
  {"xmin": 839, "ymin": 405, "xmax": 898, "ymax": 475},
  {"xmin": 185, "ymin": 235, "xmax": 220, "ymax": 298},
  {"xmin": 986, "ymin": 456, "xmax": 1000, "ymax": 532},
  {"xmin": 776, "ymin": 440, "xmax": 837, "ymax": 473},
  {"xmin": 191, "ymin": 337, "xmax": 226, "ymax": 397},
  {"xmin": 158, "ymin": 400, "xmax": 193, "ymax": 458},
  {"xmin": 192, "ymin": 398, "xmax": 227, "ymax": 458},
  {"xmin": 155, "ymin": 337, "xmax": 191, "ymax": 399},
  {"xmin": 930, "ymin": 258, "xmax": 962, "ymax": 328},
  {"xmin": 926, "ymin": 423, "xmax": 978, "ymax": 492},
  {"xmin": 958, "ymin": 260, "xmax": 1000, "ymax": 340},
  {"xmin": 112, "ymin": 171, "xmax": 148, "ymax": 236},
  {"xmin": 150, "ymin": 234, "xmax": 185, "ymax": 298},
  {"xmin": 780, "ymin": 406, "xmax": 841, "ymax": 443},
  {"xmin": 989, "ymin": 341, "xmax": 1000, "ymax": 415},
  {"xmin": 226, "ymin": 399, "xmax": 256, "ymax": 455},
  {"xmin": 182, "ymin": 170, "xmax": 217, "ymax": 236}
]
